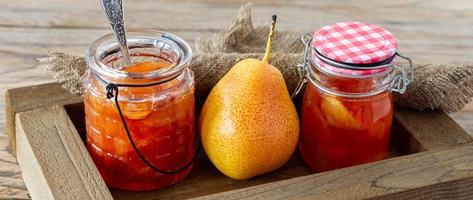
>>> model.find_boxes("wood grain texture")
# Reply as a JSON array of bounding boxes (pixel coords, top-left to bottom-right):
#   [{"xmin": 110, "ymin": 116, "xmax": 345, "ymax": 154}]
[
  {"xmin": 111, "ymin": 153, "xmax": 312, "ymax": 200},
  {"xmin": 194, "ymin": 144, "xmax": 473, "ymax": 200},
  {"xmin": 0, "ymin": 0, "xmax": 472, "ymax": 199},
  {"xmin": 6, "ymin": 82, "xmax": 82, "ymax": 155},
  {"xmin": 15, "ymin": 105, "xmax": 112, "ymax": 200},
  {"xmin": 6, "ymin": 82, "xmax": 472, "ymax": 199},
  {"xmin": 451, "ymin": 111, "xmax": 473, "ymax": 134},
  {"xmin": 392, "ymin": 108, "xmax": 473, "ymax": 154}
]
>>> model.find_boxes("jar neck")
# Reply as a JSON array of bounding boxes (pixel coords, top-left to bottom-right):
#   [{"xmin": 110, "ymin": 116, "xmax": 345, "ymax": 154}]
[
  {"xmin": 307, "ymin": 48, "xmax": 396, "ymax": 98},
  {"xmin": 85, "ymin": 30, "xmax": 192, "ymax": 85}
]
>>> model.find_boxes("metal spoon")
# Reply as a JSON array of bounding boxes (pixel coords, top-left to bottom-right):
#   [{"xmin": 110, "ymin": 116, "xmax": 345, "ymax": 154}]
[{"xmin": 100, "ymin": 0, "xmax": 131, "ymax": 65}]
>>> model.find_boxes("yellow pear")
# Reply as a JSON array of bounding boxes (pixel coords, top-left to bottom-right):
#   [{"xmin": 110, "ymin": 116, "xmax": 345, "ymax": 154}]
[{"xmin": 199, "ymin": 15, "xmax": 300, "ymax": 180}]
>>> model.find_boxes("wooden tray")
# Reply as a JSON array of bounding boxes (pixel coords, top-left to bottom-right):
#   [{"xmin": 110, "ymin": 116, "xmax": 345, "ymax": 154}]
[{"xmin": 5, "ymin": 82, "xmax": 473, "ymax": 200}]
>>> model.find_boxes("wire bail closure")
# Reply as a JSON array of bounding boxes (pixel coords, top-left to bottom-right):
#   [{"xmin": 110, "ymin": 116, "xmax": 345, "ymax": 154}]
[
  {"xmin": 291, "ymin": 33, "xmax": 414, "ymax": 98},
  {"xmin": 390, "ymin": 52, "xmax": 414, "ymax": 94},
  {"xmin": 95, "ymin": 73, "xmax": 200, "ymax": 175},
  {"xmin": 291, "ymin": 33, "xmax": 312, "ymax": 98}
]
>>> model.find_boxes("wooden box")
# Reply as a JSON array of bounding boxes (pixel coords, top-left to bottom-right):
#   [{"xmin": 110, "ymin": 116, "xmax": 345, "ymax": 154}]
[{"xmin": 5, "ymin": 82, "xmax": 473, "ymax": 200}]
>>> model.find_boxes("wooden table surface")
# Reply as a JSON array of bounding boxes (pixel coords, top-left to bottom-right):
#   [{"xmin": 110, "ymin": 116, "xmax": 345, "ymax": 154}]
[{"xmin": 1, "ymin": 0, "xmax": 473, "ymax": 199}]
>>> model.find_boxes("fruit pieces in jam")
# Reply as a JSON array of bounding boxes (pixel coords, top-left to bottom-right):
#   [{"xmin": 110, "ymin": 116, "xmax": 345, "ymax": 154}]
[
  {"xmin": 300, "ymin": 82, "xmax": 393, "ymax": 172},
  {"xmin": 84, "ymin": 60, "xmax": 195, "ymax": 191}
]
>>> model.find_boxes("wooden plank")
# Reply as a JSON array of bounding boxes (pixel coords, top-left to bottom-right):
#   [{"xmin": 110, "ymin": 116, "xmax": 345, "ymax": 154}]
[
  {"xmin": 450, "ymin": 111, "xmax": 473, "ymax": 134},
  {"xmin": 194, "ymin": 143, "xmax": 473, "ymax": 200},
  {"xmin": 4, "ymin": 93, "xmax": 471, "ymax": 198},
  {"xmin": 14, "ymin": 101, "xmax": 473, "ymax": 199},
  {"xmin": 0, "ymin": 127, "xmax": 29, "ymax": 199},
  {"xmin": 15, "ymin": 105, "xmax": 112, "ymax": 200},
  {"xmin": 13, "ymin": 90, "xmax": 469, "ymax": 200},
  {"xmin": 2, "ymin": 0, "xmax": 473, "ymax": 38},
  {"xmin": 5, "ymin": 82, "xmax": 82, "ymax": 155},
  {"xmin": 392, "ymin": 108, "xmax": 473, "ymax": 154},
  {"xmin": 8, "ymin": 82, "xmax": 464, "ymax": 199}
]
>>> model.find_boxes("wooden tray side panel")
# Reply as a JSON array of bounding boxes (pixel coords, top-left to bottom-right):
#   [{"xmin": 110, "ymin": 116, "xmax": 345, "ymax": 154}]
[
  {"xmin": 15, "ymin": 105, "xmax": 112, "ymax": 200},
  {"xmin": 374, "ymin": 178, "xmax": 473, "ymax": 200},
  {"xmin": 195, "ymin": 144, "xmax": 473, "ymax": 200},
  {"xmin": 64, "ymin": 101, "xmax": 470, "ymax": 199},
  {"xmin": 392, "ymin": 108, "xmax": 473, "ymax": 154},
  {"xmin": 7, "ymin": 82, "xmax": 473, "ymax": 200},
  {"xmin": 5, "ymin": 82, "xmax": 82, "ymax": 155},
  {"xmin": 16, "ymin": 117, "xmax": 55, "ymax": 200}
]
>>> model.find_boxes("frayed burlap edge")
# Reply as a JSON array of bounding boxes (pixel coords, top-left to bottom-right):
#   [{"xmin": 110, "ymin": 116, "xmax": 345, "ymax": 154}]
[{"xmin": 394, "ymin": 63, "xmax": 473, "ymax": 113}]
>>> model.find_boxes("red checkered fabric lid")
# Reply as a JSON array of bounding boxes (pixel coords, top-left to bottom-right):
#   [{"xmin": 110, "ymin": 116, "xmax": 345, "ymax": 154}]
[
  {"xmin": 312, "ymin": 22, "xmax": 397, "ymax": 64},
  {"xmin": 310, "ymin": 22, "xmax": 397, "ymax": 76}
]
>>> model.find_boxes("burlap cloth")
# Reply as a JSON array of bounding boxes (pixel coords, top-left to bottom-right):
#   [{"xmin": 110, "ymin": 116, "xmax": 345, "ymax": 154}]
[{"xmin": 44, "ymin": 3, "xmax": 473, "ymax": 113}]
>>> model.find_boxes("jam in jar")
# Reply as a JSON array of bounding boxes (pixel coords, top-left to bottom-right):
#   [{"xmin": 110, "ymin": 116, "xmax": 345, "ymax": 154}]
[
  {"xmin": 296, "ymin": 22, "xmax": 413, "ymax": 172},
  {"xmin": 84, "ymin": 31, "xmax": 195, "ymax": 191}
]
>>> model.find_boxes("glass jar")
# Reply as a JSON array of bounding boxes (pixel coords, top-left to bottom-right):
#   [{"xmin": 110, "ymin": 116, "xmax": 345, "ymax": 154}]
[
  {"xmin": 83, "ymin": 30, "xmax": 195, "ymax": 191},
  {"xmin": 295, "ymin": 22, "xmax": 413, "ymax": 172}
]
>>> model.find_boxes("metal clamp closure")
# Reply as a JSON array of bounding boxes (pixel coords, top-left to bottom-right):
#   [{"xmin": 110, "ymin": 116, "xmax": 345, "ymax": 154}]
[
  {"xmin": 291, "ymin": 33, "xmax": 312, "ymax": 98},
  {"xmin": 390, "ymin": 52, "xmax": 414, "ymax": 94}
]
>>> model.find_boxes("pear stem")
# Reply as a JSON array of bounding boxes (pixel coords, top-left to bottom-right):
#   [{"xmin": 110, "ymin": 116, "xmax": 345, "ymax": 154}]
[{"xmin": 262, "ymin": 15, "xmax": 277, "ymax": 63}]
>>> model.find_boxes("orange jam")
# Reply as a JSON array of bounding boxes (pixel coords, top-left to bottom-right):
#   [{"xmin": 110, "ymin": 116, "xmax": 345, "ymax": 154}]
[
  {"xmin": 299, "ymin": 81, "xmax": 393, "ymax": 172},
  {"xmin": 84, "ymin": 60, "xmax": 195, "ymax": 191}
]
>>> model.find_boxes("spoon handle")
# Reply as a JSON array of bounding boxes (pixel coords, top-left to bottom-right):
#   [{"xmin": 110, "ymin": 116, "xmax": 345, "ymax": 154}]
[{"xmin": 100, "ymin": 0, "xmax": 131, "ymax": 65}]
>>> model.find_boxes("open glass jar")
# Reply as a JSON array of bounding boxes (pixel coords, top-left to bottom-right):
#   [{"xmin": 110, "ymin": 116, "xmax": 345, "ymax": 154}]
[
  {"xmin": 83, "ymin": 30, "xmax": 195, "ymax": 191},
  {"xmin": 295, "ymin": 22, "xmax": 413, "ymax": 172}
]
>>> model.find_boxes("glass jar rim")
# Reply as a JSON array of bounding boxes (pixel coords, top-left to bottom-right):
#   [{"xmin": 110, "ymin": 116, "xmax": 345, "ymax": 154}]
[{"xmin": 85, "ymin": 30, "xmax": 193, "ymax": 82}]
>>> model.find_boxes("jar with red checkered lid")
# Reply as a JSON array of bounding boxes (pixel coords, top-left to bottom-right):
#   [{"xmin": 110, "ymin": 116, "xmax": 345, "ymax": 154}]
[{"xmin": 294, "ymin": 22, "xmax": 413, "ymax": 172}]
